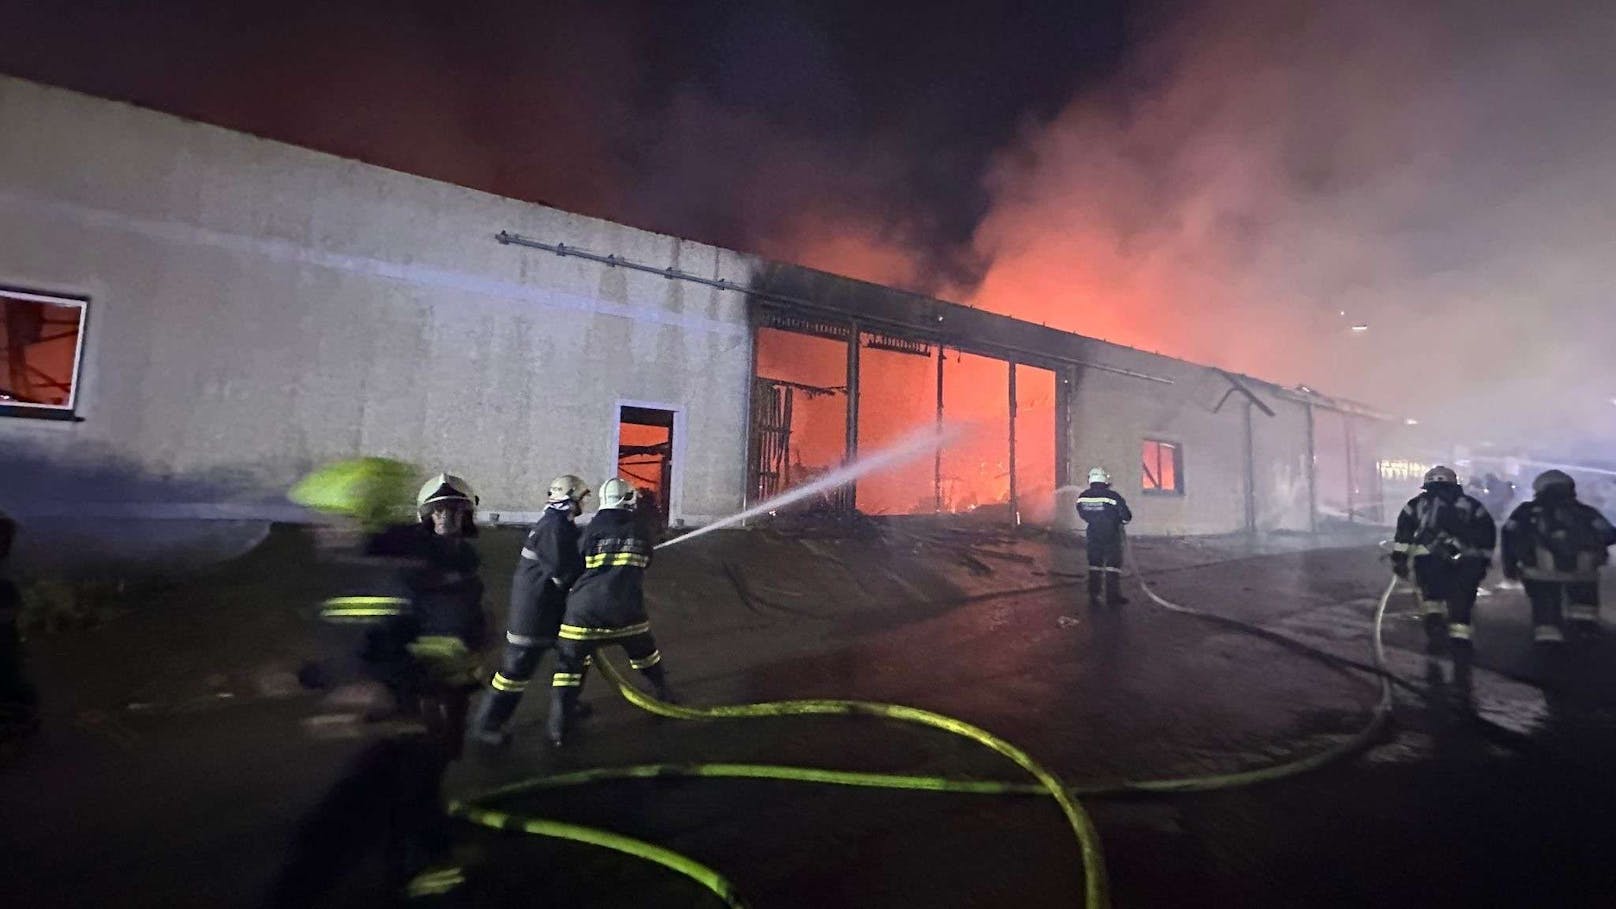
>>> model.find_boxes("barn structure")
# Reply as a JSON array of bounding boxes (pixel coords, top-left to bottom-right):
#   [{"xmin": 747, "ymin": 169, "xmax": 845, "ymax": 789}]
[{"xmin": 0, "ymin": 75, "xmax": 1412, "ymax": 539}]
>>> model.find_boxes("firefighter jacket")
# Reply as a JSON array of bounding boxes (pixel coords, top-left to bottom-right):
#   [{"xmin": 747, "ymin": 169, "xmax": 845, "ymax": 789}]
[
  {"xmin": 1077, "ymin": 483, "xmax": 1133, "ymax": 543},
  {"xmin": 1501, "ymin": 488, "xmax": 1616, "ymax": 582},
  {"xmin": 1392, "ymin": 483, "xmax": 1496, "ymax": 568},
  {"xmin": 317, "ymin": 523, "xmax": 488, "ymax": 692},
  {"xmin": 508, "ymin": 504, "xmax": 584, "ymax": 638},
  {"xmin": 561, "ymin": 508, "xmax": 653, "ymax": 633}
]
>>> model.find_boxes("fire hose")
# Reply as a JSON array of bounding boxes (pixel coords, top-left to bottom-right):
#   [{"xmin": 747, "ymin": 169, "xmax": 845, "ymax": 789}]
[{"xmin": 448, "ymin": 550, "xmax": 1412, "ymax": 908}]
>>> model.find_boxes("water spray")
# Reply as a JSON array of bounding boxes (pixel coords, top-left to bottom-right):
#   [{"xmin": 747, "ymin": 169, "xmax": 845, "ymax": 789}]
[{"xmin": 656, "ymin": 422, "xmax": 966, "ymax": 550}]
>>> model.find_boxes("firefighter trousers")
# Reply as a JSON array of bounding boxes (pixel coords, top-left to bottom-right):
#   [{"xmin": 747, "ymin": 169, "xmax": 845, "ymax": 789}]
[
  {"xmin": 1413, "ymin": 556, "xmax": 1484, "ymax": 640},
  {"xmin": 1523, "ymin": 580, "xmax": 1601, "ymax": 630},
  {"xmin": 474, "ymin": 633, "xmax": 555, "ymax": 734},
  {"xmin": 1087, "ymin": 538, "xmax": 1123, "ymax": 602},
  {"xmin": 267, "ymin": 736, "xmax": 454, "ymax": 906},
  {"xmin": 548, "ymin": 628, "xmax": 670, "ymax": 742}
]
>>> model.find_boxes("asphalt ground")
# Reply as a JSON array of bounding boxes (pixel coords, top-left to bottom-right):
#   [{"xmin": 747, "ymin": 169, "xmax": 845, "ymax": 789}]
[{"xmin": 4, "ymin": 523, "xmax": 1616, "ymax": 907}]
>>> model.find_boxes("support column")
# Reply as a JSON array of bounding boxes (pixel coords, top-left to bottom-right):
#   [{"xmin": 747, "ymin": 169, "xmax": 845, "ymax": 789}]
[
  {"xmin": 844, "ymin": 322, "xmax": 860, "ymax": 512},
  {"xmin": 742, "ymin": 321, "xmax": 759, "ymax": 514},
  {"xmin": 1345, "ymin": 415, "xmax": 1357, "ymax": 524},
  {"xmin": 1243, "ymin": 399, "xmax": 1257, "ymax": 534},
  {"xmin": 1305, "ymin": 403, "xmax": 1318, "ymax": 534},
  {"xmin": 935, "ymin": 344, "xmax": 945, "ymax": 513},
  {"xmin": 1008, "ymin": 360, "xmax": 1019, "ymax": 526}
]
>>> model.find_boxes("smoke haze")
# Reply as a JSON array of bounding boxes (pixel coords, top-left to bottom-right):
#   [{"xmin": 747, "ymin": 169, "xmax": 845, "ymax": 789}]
[{"xmin": 2, "ymin": 0, "xmax": 1613, "ymax": 453}]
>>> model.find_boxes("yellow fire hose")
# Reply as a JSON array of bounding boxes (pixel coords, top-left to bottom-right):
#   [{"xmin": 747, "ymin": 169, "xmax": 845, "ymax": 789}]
[{"xmin": 448, "ymin": 547, "xmax": 1415, "ymax": 908}]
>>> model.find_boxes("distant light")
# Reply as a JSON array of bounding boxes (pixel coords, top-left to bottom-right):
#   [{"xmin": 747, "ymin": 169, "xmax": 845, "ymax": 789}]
[
  {"xmin": 1338, "ymin": 310, "xmax": 1347, "ymax": 317},
  {"xmin": 1297, "ymin": 384, "xmax": 1314, "ymax": 394},
  {"xmin": 1405, "ymin": 418, "xmax": 1420, "ymax": 426},
  {"xmin": 1350, "ymin": 324, "xmax": 1370, "ymax": 332}
]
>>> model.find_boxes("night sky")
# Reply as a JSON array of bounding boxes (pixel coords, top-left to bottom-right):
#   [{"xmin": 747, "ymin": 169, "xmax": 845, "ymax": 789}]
[
  {"xmin": 0, "ymin": 0, "xmax": 1140, "ymax": 289},
  {"xmin": 4, "ymin": 0, "xmax": 1615, "ymax": 450}
]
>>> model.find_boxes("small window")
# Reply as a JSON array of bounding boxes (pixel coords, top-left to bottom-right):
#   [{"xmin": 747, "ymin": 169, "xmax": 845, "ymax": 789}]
[
  {"xmin": 1, "ymin": 288, "xmax": 87, "ymax": 420},
  {"xmin": 1142, "ymin": 439, "xmax": 1182, "ymax": 494}
]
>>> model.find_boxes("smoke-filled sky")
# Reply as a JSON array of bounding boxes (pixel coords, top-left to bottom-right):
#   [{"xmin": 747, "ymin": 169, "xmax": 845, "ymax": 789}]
[{"xmin": 2, "ymin": 0, "xmax": 1613, "ymax": 453}]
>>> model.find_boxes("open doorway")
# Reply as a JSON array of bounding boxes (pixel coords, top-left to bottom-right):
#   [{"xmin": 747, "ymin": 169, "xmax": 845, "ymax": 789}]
[{"xmin": 617, "ymin": 405, "xmax": 674, "ymax": 526}]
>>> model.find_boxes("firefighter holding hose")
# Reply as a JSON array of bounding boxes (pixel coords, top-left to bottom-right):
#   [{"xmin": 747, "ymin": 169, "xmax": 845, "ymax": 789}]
[
  {"xmin": 472, "ymin": 474, "xmax": 591, "ymax": 747},
  {"xmin": 546, "ymin": 477, "xmax": 677, "ymax": 747},
  {"xmin": 1077, "ymin": 467, "xmax": 1132, "ymax": 607},
  {"xmin": 1391, "ymin": 466, "xmax": 1496, "ymax": 652}
]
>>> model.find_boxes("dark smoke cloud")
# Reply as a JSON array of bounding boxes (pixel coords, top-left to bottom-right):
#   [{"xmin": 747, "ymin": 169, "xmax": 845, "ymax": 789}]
[
  {"xmin": 966, "ymin": 0, "xmax": 1616, "ymax": 454},
  {"xmin": 2, "ymin": 0, "xmax": 1611, "ymax": 455},
  {"xmin": 0, "ymin": 0, "xmax": 1128, "ymax": 293}
]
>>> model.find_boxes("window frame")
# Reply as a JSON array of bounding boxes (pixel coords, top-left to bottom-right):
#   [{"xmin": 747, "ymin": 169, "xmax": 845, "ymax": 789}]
[
  {"xmin": 1140, "ymin": 438, "xmax": 1184, "ymax": 496},
  {"xmin": 0, "ymin": 286, "xmax": 89, "ymax": 422}
]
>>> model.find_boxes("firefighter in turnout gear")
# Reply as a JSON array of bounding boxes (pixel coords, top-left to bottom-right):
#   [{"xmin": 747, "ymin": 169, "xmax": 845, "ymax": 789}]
[
  {"xmin": 1392, "ymin": 466, "xmax": 1497, "ymax": 652},
  {"xmin": 0, "ymin": 509, "xmax": 40, "ymax": 743},
  {"xmin": 1500, "ymin": 469, "xmax": 1616, "ymax": 644},
  {"xmin": 472, "ymin": 474, "xmax": 590, "ymax": 747},
  {"xmin": 1077, "ymin": 467, "xmax": 1133, "ymax": 606},
  {"xmin": 547, "ymin": 477, "xmax": 677, "ymax": 747},
  {"xmin": 271, "ymin": 470, "xmax": 487, "ymax": 906}
]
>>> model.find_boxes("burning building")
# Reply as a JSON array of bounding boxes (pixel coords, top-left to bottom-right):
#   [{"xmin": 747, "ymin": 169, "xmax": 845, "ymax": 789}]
[{"xmin": 0, "ymin": 75, "xmax": 1390, "ymax": 543}]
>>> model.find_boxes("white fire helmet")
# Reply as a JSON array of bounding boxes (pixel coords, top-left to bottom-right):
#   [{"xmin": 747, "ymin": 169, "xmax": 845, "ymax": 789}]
[
  {"xmin": 416, "ymin": 473, "xmax": 478, "ymax": 517},
  {"xmin": 1088, "ymin": 467, "xmax": 1111, "ymax": 485},
  {"xmin": 547, "ymin": 474, "xmax": 591, "ymax": 506},
  {"xmin": 599, "ymin": 477, "xmax": 638, "ymax": 511}
]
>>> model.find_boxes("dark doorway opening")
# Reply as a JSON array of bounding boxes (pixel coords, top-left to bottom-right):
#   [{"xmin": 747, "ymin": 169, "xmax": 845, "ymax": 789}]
[{"xmin": 618, "ymin": 405, "xmax": 673, "ymax": 526}]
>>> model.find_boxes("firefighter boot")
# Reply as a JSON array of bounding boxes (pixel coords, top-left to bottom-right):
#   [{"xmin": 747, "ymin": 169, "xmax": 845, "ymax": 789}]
[
  {"xmin": 641, "ymin": 665, "xmax": 680, "ymax": 705},
  {"xmin": 546, "ymin": 685, "xmax": 579, "ymax": 747},
  {"xmin": 471, "ymin": 690, "xmax": 519, "ymax": 747},
  {"xmin": 1566, "ymin": 603, "xmax": 1601, "ymax": 643},
  {"xmin": 1421, "ymin": 600, "xmax": 1449, "ymax": 654},
  {"xmin": 1105, "ymin": 573, "xmax": 1129, "ymax": 606}
]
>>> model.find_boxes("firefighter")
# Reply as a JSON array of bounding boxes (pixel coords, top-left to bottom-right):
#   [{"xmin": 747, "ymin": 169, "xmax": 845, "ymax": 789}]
[
  {"xmin": 0, "ymin": 509, "xmax": 40, "ymax": 743},
  {"xmin": 1480, "ymin": 472, "xmax": 1517, "ymax": 521},
  {"xmin": 1076, "ymin": 467, "xmax": 1132, "ymax": 607},
  {"xmin": 1500, "ymin": 469, "xmax": 1616, "ymax": 644},
  {"xmin": 472, "ymin": 474, "xmax": 590, "ymax": 747},
  {"xmin": 546, "ymin": 477, "xmax": 676, "ymax": 747},
  {"xmin": 1391, "ymin": 466, "xmax": 1497, "ymax": 652},
  {"xmin": 270, "ymin": 471, "xmax": 487, "ymax": 905}
]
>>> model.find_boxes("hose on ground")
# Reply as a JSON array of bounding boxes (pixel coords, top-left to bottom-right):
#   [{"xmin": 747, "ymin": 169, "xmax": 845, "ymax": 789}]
[{"xmin": 449, "ymin": 546, "xmax": 1416, "ymax": 907}]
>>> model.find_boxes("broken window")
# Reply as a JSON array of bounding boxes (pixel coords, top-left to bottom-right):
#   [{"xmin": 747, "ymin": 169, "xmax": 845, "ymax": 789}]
[
  {"xmin": 751, "ymin": 326, "xmax": 849, "ymax": 510},
  {"xmin": 1012, "ymin": 364, "xmax": 1057, "ymax": 524},
  {"xmin": 939, "ymin": 350, "xmax": 1011, "ymax": 516},
  {"xmin": 1311, "ymin": 411, "xmax": 1382, "ymax": 523},
  {"xmin": 1141, "ymin": 439, "xmax": 1182, "ymax": 494},
  {"xmin": 618, "ymin": 406, "xmax": 674, "ymax": 525},
  {"xmin": 1, "ymin": 288, "xmax": 87, "ymax": 418},
  {"xmin": 749, "ymin": 317, "xmax": 1066, "ymax": 523},
  {"xmin": 855, "ymin": 332, "xmax": 939, "ymax": 515}
]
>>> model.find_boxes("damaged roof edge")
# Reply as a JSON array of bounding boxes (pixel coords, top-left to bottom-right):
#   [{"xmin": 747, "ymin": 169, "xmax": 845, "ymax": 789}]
[{"xmin": 496, "ymin": 231, "xmax": 1386, "ymax": 417}]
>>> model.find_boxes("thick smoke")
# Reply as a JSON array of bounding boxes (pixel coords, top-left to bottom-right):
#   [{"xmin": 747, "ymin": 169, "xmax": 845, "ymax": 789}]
[
  {"xmin": 3, "ymin": 0, "xmax": 1612, "ymax": 456},
  {"xmin": 959, "ymin": 0, "xmax": 1616, "ymax": 454}
]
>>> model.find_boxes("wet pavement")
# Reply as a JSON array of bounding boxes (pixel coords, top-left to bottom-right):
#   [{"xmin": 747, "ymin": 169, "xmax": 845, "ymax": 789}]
[{"xmin": 5, "ymin": 523, "xmax": 1616, "ymax": 906}]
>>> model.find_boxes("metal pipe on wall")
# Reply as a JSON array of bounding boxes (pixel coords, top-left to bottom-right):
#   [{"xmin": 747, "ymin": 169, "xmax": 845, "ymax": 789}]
[{"xmin": 495, "ymin": 233, "xmax": 1176, "ymax": 386}]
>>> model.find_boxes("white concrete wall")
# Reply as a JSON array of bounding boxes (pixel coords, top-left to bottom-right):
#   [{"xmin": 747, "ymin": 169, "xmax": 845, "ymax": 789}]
[
  {"xmin": 1058, "ymin": 343, "xmax": 1322, "ymax": 536},
  {"xmin": 0, "ymin": 77, "xmax": 753, "ymax": 525}
]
